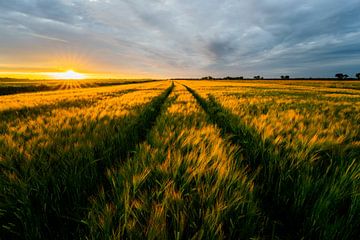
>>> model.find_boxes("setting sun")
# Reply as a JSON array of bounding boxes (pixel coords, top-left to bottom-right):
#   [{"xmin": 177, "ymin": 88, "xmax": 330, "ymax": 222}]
[{"xmin": 49, "ymin": 70, "xmax": 86, "ymax": 79}]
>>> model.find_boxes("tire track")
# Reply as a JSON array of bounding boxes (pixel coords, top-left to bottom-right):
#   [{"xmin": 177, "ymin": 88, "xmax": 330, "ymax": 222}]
[
  {"xmin": 184, "ymin": 84, "xmax": 359, "ymax": 240},
  {"xmin": 85, "ymin": 84, "xmax": 259, "ymax": 239},
  {"xmin": 0, "ymin": 83, "xmax": 174, "ymax": 240},
  {"xmin": 183, "ymin": 84, "xmax": 303, "ymax": 239}
]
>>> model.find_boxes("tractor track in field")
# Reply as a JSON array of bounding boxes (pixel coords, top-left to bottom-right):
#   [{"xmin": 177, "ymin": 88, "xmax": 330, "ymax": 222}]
[
  {"xmin": 0, "ymin": 83, "xmax": 174, "ymax": 240},
  {"xmin": 3, "ymin": 82, "xmax": 357, "ymax": 239},
  {"xmin": 183, "ymin": 83, "xmax": 302, "ymax": 239},
  {"xmin": 183, "ymin": 82, "xmax": 359, "ymax": 240},
  {"xmin": 85, "ymin": 83, "xmax": 261, "ymax": 239},
  {"xmin": 66, "ymin": 82, "xmax": 175, "ymax": 238}
]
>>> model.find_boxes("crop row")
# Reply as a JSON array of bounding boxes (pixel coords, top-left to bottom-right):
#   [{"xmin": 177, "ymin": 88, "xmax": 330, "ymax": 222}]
[
  {"xmin": 0, "ymin": 79, "xmax": 159, "ymax": 96},
  {"xmin": 0, "ymin": 81, "xmax": 166, "ymax": 112}
]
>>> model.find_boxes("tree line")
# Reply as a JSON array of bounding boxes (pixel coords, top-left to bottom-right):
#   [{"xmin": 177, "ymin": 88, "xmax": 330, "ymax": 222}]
[
  {"xmin": 335, "ymin": 73, "xmax": 360, "ymax": 80},
  {"xmin": 198, "ymin": 73, "xmax": 360, "ymax": 80}
]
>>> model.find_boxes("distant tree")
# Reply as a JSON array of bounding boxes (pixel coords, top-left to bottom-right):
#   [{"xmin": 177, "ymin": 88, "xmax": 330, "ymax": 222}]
[
  {"xmin": 222, "ymin": 76, "xmax": 244, "ymax": 80},
  {"xmin": 201, "ymin": 76, "xmax": 213, "ymax": 80},
  {"xmin": 281, "ymin": 75, "xmax": 290, "ymax": 79},
  {"xmin": 335, "ymin": 73, "xmax": 345, "ymax": 79},
  {"xmin": 254, "ymin": 75, "xmax": 261, "ymax": 80},
  {"xmin": 356, "ymin": 73, "xmax": 360, "ymax": 79},
  {"xmin": 344, "ymin": 74, "xmax": 349, "ymax": 79}
]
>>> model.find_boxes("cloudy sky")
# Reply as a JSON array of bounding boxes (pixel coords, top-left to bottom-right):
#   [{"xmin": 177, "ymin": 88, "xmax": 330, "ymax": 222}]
[{"xmin": 1, "ymin": 0, "xmax": 360, "ymax": 78}]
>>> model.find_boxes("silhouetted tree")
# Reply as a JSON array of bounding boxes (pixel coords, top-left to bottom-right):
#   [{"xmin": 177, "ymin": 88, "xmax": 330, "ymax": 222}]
[
  {"xmin": 356, "ymin": 73, "xmax": 360, "ymax": 79},
  {"xmin": 344, "ymin": 74, "xmax": 349, "ymax": 79},
  {"xmin": 281, "ymin": 75, "xmax": 290, "ymax": 79},
  {"xmin": 202, "ymin": 76, "xmax": 213, "ymax": 80},
  {"xmin": 254, "ymin": 75, "xmax": 262, "ymax": 80},
  {"xmin": 335, "ymin": 73, "xmax": 345, "ymax": 79},
  {"xmin": 222, "ymin": 76, "xmax": 244, "ymax": 80}
]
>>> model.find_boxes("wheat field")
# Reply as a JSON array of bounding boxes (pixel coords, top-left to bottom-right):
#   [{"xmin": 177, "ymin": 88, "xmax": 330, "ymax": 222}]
[{"xmin": 0, "ymin": 79, "xmax": 359, "ymax": 239}]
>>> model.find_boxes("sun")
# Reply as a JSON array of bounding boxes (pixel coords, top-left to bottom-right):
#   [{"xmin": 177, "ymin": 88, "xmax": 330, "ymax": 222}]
[{"xmin": 49, "ymin": 70, "xmax": 86, "ymax": 79}]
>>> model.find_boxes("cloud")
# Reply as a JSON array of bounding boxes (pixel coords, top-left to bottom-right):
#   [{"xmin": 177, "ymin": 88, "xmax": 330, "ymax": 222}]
[{"xmin": 0, "ymin": 0, "xmax": 360, "ymax": 78}]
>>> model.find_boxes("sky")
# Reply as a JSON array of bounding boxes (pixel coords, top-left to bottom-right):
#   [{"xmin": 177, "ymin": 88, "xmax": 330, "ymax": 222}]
[{"xmin": 0, "ymin": 0, "xmax": 360, "ymax": 79}]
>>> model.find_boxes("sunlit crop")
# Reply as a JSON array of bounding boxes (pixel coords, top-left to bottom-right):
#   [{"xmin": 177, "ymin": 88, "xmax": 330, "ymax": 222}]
[
  {"xmin": 1, "ymin": 79, "xmax": 359, "ymax": 239},
  {"xmin": 182, "ymin": 79, "xmax": 360, "ymax": 239},
  {"xmin": 87, "ymin": 85, "xmax": 259, "ymax": 239},
  {"xmin": 184, "ymin": 80, "xmax": 360, "ymax": 158}
]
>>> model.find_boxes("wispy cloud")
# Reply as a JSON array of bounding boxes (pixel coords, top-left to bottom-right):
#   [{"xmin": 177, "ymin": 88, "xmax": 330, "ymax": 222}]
[{"xmin": 27, "ymin": 32, "xmax": 68, "ymax": 43}]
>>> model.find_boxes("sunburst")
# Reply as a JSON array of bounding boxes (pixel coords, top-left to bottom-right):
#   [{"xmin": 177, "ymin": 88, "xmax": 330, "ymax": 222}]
[{"xmin": 49, "ymin": 70, "xmax": 86, "ymax": 79}]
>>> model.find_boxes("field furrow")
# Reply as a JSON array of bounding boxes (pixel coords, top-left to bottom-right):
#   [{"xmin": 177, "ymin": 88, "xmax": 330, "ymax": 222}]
[
  {"xmin": 0, "ymin": 81, "xmax": 173, "ymax": 239},
  {"xmin": 183, "ymin": 81, "xmax": 360, "ymax": 239},
  {"xmin": 85, "ymin": 84, "xmax": 260, "ymax": 239},
  {"xmin": 1, "ymin": 79, "xmax": 359, "ymax": 240}
]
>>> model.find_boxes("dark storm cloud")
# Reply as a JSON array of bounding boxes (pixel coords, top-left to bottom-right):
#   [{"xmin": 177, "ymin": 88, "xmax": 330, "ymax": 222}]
[
  {"xmin": 207, "ymin": 39, "xmax": 236, "ymax": 60},
  {"xmin": 1, "ymin": 0, "xmax": 360, "ymax": 77}
]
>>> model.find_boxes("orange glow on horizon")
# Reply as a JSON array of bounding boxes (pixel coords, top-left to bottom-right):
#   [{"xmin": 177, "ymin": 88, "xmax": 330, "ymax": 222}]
[
  {"xmin": 0, "ymin": 49, "xmax": 163, "ymax": 80},
  {"xmin": 0, "ymin": 57, "xmax": 161, "ymax": 79},
  {"xmin": 0, "ymin": 71, "xmax": 158, "ymax": 80}
]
